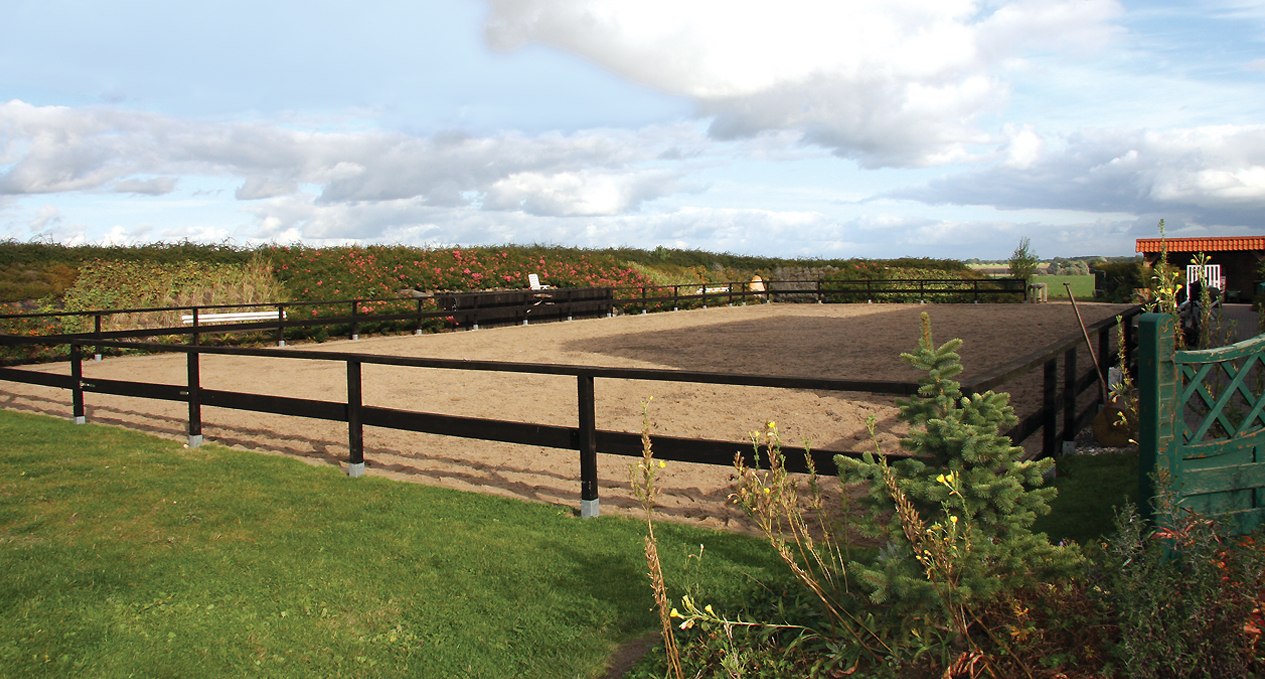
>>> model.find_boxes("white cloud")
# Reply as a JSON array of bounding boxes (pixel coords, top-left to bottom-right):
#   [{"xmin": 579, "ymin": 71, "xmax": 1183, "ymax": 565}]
[
  {"xmin": 976, "ymin": 0, "xmax": 1123, "ymax": 57},
  {"xmin": 235, "ymin": 176, "xmax": 298, "ymax": 200},
  {"xmin": 29, "ymin": 205, "xmax": 63, "ymax": 232},
  {"xmin": 112, "ymin": 176, "xmax": 177, "ymax": 195},
  {"xmin": 892, "ymin": 124, "xmax": 1265, "ymax": 227},
  {"xmin": 484, "ymin": 0, "xmax": 1124, "ymax": 166},
  {"xmin": 102, "ymin": 224, "xmax": 150, "ymax": 245},
  {"xmin": 0, "ymin": 100, "xmax": 696, "ymax": 217},
  {"xmin": 1001, "ymin": 124, "xmax": 1044, "ymax": 169},
  {"xmin": 484, "ymin": 169, "xmax": 678, "ymax": 216}
]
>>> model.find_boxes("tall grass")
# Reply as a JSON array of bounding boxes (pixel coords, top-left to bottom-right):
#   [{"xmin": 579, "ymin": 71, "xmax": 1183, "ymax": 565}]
[{"xmin": 58, "ymin": 255, "xmax": 287, "ymax": 333}]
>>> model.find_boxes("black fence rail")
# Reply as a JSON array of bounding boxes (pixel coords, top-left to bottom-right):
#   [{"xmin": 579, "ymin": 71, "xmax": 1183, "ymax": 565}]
[
  {"xmin": 968, "ymin": 305, "xmax": 1144, "ymax": 457},
  {"xmin": 0, "ymin": 303, "xmax": 1143, "ymax": 517},
  {"xmin": 0, "ymin": 278, "xmax": 1030, "ymax": 364},
  {"xmin": 820, "ymin": 278, "xmax": 1028, "ymax": 304},
  {"xmin": 436, "ymin": 286, "xmax": 613, "ymax": 329},
  {"xmin": 609, "ymin": 277, "xmax": 1028, "ymax": 312},
  {"xmin": 0, "ymin": 287, "xmax": 617, "ymax": 361},
  {"xmin": 0, "ymin": 334, "xmax": 921, "ymax": 517}
]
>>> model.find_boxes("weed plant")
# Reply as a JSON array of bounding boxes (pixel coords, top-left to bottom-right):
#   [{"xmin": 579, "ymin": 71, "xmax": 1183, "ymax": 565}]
[
  {"xmin": 58, "ymin": 255, "xmax": 287, "ymax": 334},
  {"xmin": 636, "ymin": 312, "xmax": 1265, "ymax": 677},
  {"xmin": 1106, "ymin": 493, "xmax": 1265, "ymax": 678}
]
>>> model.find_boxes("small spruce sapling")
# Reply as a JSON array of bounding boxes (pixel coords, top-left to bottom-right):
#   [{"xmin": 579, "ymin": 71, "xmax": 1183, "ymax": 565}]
[{"xmin": 837, "ymin": 313, "xmax": 1079, "ymax": 615}]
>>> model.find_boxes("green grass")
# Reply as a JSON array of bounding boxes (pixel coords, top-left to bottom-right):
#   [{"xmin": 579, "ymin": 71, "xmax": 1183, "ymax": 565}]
[
  {"xmin": 1036, "ymin": 451, "xmax": 1140, "ymax": 544},
  {"xmin": 1031, "ymin": 274, "xmax": 1096, "ymax": 299},
  {"xmin": 0, "ymin": 409, "xmax": 786, "ymax": 678}
]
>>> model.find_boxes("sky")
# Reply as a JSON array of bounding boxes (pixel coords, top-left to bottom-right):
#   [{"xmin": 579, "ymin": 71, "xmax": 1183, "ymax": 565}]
[{"xmin": 2, "ymin": 1, "xmax": 1264, "ymax": 260}]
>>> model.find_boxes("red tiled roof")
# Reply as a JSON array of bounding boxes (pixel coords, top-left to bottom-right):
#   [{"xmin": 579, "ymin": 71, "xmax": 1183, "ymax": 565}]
[{"xmin": 1136, "ymin": 236, "xmax": 1265, "ymax": 253}]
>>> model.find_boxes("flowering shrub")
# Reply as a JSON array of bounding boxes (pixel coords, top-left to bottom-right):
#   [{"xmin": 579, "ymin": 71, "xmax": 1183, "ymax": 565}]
[
  {"xmin": 0, "ymin": 301, "xmax": 66, "ymax": 364},
  {"xmin": 265, "ymin": 245, "xmax": 655, "ymax": 303},
  {"xmin": 256, "ymin": 245, "xmax": 656, "ymax": 335}
]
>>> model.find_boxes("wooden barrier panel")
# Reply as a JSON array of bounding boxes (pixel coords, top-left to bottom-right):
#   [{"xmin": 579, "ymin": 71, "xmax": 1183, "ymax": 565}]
[{"xmin": 1138, "ymin": 313, "xmax": 1265, "ymax": 533}]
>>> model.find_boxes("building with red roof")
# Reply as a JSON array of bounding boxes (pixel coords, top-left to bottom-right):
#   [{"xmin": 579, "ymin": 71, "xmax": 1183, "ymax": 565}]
[{"xmin": 1136, "ymin": 236, "xmax": 1265, "ymax": 301}]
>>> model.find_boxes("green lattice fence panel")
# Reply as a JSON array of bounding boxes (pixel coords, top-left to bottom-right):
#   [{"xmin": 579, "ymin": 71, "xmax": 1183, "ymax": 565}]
[{"xmin": 1138, "ymin": 313, "xmax": 1265, "ymax": 534}]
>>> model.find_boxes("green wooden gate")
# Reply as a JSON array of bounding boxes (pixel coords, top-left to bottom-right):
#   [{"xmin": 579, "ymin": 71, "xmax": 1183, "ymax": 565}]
[{"xmin": 1137, "ymin": 313, "xmax": 1265, "ymax": 534}]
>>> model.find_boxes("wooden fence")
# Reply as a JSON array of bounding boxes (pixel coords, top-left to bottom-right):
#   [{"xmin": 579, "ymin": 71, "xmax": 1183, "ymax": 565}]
[
  {"xmin": 0, "ymin": 278, "xmax": 1028, "ymax": 360},
  {"xmin": 1137, "ymin": 313, "xmax": 1265, "ymax": 534},
  {"xmin": 0, "ymin": 302, "xmax": 1140, "ymax": 517},
  {"xmin": 0, "ymin": 334, "xmax": 919, "ymax": 517},
  {"xmin": 611, "ymin": 277, "xmax": 1027, "ymax": 310}
]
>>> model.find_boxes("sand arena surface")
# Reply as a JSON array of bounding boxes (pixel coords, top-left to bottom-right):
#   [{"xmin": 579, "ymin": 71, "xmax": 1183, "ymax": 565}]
[{"xmin": 1, "ymin": 302, "xmax": 1133, "ymax": 529}]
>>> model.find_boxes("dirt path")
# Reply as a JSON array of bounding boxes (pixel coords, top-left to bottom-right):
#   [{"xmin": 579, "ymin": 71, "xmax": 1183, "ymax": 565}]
[{"xmin": 0, "ymin": 301, "xmax": 1134, "ymax": 530}]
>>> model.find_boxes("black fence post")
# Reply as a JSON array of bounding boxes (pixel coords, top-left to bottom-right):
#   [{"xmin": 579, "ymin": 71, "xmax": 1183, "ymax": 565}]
[
  {"xmin": 641, "ymin": 286, "xmax": 648, "ymax": 314},
  {"xmin": 467, "ymin": 294, "xmax": 480, "ymax": 331},
  {"xmin": 1097, "ymin": 324, "xmax": 1111, "ymax": 401},
  {"xmin": 93, "ymin": 313, "xmax": 103, "ymax": 361},
  {"xmin": 1124, "ymin": 315, "xmax": 1136, "ymax": 376},
  {"xmin": 1042, "ymin": 357, "xmax": 1058, "ymax": 457},
  {"xmin": 350, "ymin": 300, "xmax": 359, "ymax": 340},
  {"xmin": 415, "ymin": 298, "xmax": 425, "ymax": 335},
  {"xmin": 1062, "ymin": 348, "xmax": 1077, "ymax": 454},
  {"xmin": 71, "ymin": 342, "xmax": 85, "ymax": 424},
  {"xmin": 187, "ymin": 349, "xmax": 203, "ymax": 447},
  {"xmin": 275, "ymin": 304, "xmax": 287, "ymax": 347},
  {"xmin": 190, "ymin": 307, "xmax": 200, "ymax": 347},
  {"xmin": 577, "ymin": 374, "xmax": 599, "ymax": 517},
  {"xmin": 347, "ymin": 359, "xmax": 365, "ymax": 477},
  {"xmin": 672, "ymin": 285, "xmax": 680, "ymax": 311},
  {"xmin": 816, "ymin": 279, "xmax": 824, "ymax": 304}
]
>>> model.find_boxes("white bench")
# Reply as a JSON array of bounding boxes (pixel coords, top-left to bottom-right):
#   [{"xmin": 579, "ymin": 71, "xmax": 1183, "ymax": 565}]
[
  {"xmin": 696, "ymin": 286, "xmax": 730, "ymax": 294},
  {"xmin": 181, "ymin": 310, "xmax": 286, "ymax": 325}
]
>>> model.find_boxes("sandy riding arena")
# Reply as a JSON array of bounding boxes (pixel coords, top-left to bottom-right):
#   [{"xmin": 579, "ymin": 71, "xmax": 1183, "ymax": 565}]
[{"xmin": 2, "ymin": 302, "xmax": 1133, "ymax": 530}]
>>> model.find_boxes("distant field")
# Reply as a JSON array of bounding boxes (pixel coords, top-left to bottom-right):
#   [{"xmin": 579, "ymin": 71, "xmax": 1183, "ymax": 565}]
[{"xmin": 1032, "ymin": 274, "xmax": 1096, "ymax": 299}]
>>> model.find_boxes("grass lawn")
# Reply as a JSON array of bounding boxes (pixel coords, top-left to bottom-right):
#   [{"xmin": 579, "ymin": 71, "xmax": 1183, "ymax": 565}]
[
  {"xmin": 0, "ymin": 409, "xmax": 787, "ymax": 678},
  {"xmin": 1036, "ymin": 451, "xmax": 1140, "ymax": 545}
]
